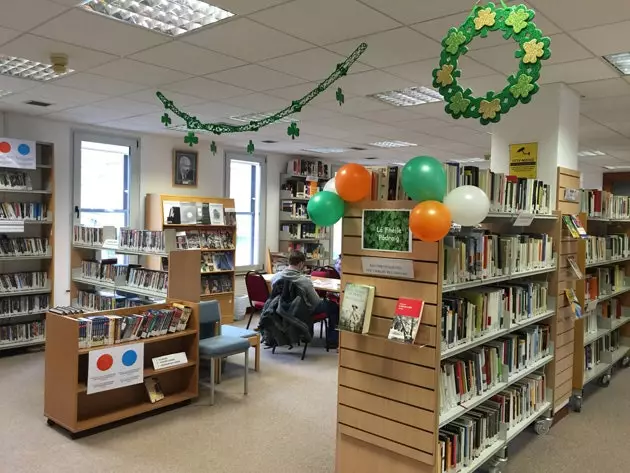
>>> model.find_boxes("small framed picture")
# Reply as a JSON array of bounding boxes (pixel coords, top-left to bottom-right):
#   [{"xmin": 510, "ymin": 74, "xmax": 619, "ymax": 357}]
[{"xmin": 173, "ymin": 150, "xmax": 198, "ymax": 187}]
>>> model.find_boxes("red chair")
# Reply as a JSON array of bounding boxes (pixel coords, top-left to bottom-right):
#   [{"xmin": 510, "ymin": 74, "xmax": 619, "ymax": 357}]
[{"xmin": 245, "ymin": 271, "xmax": 270, "ymax": 329}]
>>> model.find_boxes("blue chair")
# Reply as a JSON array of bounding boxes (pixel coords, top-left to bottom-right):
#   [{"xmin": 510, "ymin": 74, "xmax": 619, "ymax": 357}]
[{"xmin": 198, "ymin": 300, "xmax": 251, "ymax": 405}]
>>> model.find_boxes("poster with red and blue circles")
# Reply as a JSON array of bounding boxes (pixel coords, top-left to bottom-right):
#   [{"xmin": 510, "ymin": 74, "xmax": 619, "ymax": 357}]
[
  {"xmin": 0, "ymin": 138, "xmax": 36, "ymax": 170},
  {"xmin": 87, "ymin": 343, "xmax": 144, "ymax": 394}
]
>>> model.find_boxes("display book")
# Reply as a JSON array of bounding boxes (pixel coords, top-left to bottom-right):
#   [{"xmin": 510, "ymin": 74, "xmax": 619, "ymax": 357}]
[{"xmin": 163, "ymin": 198, "xmax": 235, "ymax": 227}]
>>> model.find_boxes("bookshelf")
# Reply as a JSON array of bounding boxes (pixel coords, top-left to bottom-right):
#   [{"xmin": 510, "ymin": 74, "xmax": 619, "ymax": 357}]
[
  {"xmin": 145, "ymin": 194, "xmax": 235, "ymax": 324},
  {"xmin": 0, "ymin": 142, "xmax": 54, "ymax": 351},
  {"xmin": 336, "ymin": 200, "xmax": 560, "ymax": 473},
  {"xmin": 44, "ymin": 299, "xmax": 199, "ymax": 435}
]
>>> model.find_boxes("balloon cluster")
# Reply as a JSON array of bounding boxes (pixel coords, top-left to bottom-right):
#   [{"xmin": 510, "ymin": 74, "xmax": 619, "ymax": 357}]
[{"xmin": 307, "ymin": 158, "xmax": 490, "ymax": 242}]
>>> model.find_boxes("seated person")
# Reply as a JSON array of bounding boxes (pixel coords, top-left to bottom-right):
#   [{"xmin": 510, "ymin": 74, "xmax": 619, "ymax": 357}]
[{"xmin": 271, "ymin": 251, "xmax": 339, "ymax": 347}]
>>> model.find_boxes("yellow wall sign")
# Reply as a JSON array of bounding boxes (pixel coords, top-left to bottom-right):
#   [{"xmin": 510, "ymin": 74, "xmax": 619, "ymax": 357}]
[{"xmin": 509, "ymin": 142, "xmax": 538, "ymax": 178}]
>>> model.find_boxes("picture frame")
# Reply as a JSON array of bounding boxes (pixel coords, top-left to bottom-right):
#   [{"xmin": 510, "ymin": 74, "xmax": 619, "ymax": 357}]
[{"xmin": 173, "ymin": 150, "xmax": 198, "ymax": 187}]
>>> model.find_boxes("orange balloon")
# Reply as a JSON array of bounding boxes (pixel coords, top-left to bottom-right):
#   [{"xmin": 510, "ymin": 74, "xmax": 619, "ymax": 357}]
[
  {"xmin": 335, "ymin": 163, "xmax": 371, "ymax": 202},
  {"xmin": 410, "ymin": 201, "xmax": 452, "ymax": 242}
]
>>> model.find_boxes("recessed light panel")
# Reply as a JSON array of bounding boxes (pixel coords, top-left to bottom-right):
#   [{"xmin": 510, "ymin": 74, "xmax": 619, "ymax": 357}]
[
  {"xmin": 81, "ymin": 0, "xmax": 234, "ymax": 37},
  {"xmin": 0, "ymin": 56, "xmax": 73, "ymax": 81},
  {"xmin": 230, "ymin": 111, "xmax": 295, "ymax": 124},
  {"xmin": 369, "ymin": 141, "xmax": 418, "ymax": 148},
  {"xmin": 0, "ymin": 90, "xmax": 12, "ymax": 98},
  {"xmin": 604, "ymin": 52, "xmax": 630, "ymax": 75},
  {"xmin": 578, "ymin": 149, "xmax": 606, "ymax": 157},
  {"xmin": 604, "ymin": 165, "xmax": 630, "ymax": 170},
  {"xmin": 302, "ymin": 148, "xmax": 346, "ymax": 154},
  {"xmin": 368, "ymin": 86, "xmax": 443, "ymax": 107}
]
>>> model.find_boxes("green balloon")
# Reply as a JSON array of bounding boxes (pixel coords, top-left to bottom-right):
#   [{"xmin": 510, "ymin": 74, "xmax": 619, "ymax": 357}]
[
  {"xmin": 307, "ymin": 191, "xmax": 345, "ymax": 226},
  {"xmin": 401, "ymin": 156, "xmax": 447, "ymax": 202}
]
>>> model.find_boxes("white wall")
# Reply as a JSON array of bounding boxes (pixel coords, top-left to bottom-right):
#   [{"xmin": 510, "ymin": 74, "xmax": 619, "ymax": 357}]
[
  {"xmin": 1, "ymin": 112, "xmax": 290, "ymax": 305},
  {"xmin": 580, "ymin": 168, "xmax": 604, "ymax": 190}
]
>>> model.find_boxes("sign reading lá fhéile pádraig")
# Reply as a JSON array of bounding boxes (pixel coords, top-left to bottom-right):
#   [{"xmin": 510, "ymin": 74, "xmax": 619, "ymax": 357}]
[
  {"xmin": 509, "ymin": 142, "xmax": 538, "ymax": 178},
  {"xmin": 361, "ymin": 209, "xmax": 412, "ymax": 253}
]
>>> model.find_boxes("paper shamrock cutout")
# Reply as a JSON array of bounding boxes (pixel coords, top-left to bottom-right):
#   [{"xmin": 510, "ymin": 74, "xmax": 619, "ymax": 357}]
[
  {"xmin": 210, "ymin": 141, "xmax": 217, "ymax": 155},
  {"xmin": 247, "ymin": 140, "xmax": 255, "ymax": 154},
  {"xmin": 287, "ymin": 122, "xmax": 300, "ymax": 140},
  {"xmin": 161, "ymin": 113, "xmax": 171, "ymax": 126},
  {"xmin": 336, "ymin": 87, "xmax": 345, "ymax": 106},
  {"xmin": 184, "ymin": 131, "xmax": 198, "ymax": 147}
]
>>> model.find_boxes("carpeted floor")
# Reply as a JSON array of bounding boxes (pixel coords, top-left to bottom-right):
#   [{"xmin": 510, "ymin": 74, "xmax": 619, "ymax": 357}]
[{"xmin": 2, "ymin": 334, "xmax": 630, "ymax": 472}]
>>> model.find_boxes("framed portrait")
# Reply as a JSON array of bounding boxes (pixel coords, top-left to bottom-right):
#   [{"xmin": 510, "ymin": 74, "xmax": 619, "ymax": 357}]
[{"xmin": 173, "ymin": 150, "xmax": 198, "ymax": 187}]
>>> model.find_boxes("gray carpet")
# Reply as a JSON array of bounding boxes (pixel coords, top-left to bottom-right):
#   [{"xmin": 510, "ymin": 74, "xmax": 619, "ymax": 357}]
[{"xmin": 1, "ymin": 338, "xmax": 630, "ymax": 472}]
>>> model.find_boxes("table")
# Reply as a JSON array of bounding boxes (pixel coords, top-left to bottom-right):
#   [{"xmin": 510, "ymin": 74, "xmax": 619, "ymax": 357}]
[{"xmin": 262, "ymin": 273, "xmax": 341, "ymax": 294}]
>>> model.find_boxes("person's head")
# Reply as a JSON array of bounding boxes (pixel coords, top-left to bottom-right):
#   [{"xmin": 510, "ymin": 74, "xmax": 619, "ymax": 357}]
[
  {"xmin": 288, "ymin": 251, "xmax": 306, "ymax": 270},
  {"xmin": 179, "ymin": 156, "xmax": 192, "ymax": 176}
]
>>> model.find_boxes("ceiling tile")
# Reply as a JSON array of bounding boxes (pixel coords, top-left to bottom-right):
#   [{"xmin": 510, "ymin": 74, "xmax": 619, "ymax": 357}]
[
  {"xmin": 456, "ymin": 74, "xmax": 509, "ymax": 96},
  {"xmin": 352, "ymin": 108, "xmax": 425, "ymax": 123},
  {"xmin": 124, "ymin": 89, "xmax": 203, "ymax": 107},
  {"xmin": 1, "ymin": 84, "xmax": 108, "ymax": 112},
  {"xmin": 539, "ymin": 59, "xmax": 618, "ymax": 85},
  {"xmin": 260, "ymin": 48, "xmax": 371, "ymax": 81},
  {"xmin": 571, "ymin": 20, "xmax": 630, "ymax": 56},
  {"xmin": 385, "ymin": 56, "xmax": 495, "ymax": 85},
  {"xmin": 571, "ymin": 78, "xmax": 630, "ymax": 99},
  {"xmin": 251, "ymin": 0, "xmax": 400, "ymax": 45},
  {"xmin": 0, "ymin": 76, "xmax": 40, "ymax": 94},
  {"xmin": 88, "ymin": 59, "xmax": 191, "ymax": 86},
  {"xmin": 219, "ymin": 93, "xmax": 288, "ymax": 112},
  {"xmin": 1, "ymin": 34, "xmax": 117, "ymax": 71},
  {"xmin": 265, "ymin": 82, "xmax": 344, "ymax": 103},
  {"xmin": 336, "ymin": 70, "xmax": 411, "ymax": 96},
  {"xmin": 0, "ymin": 26, "xmax": 20, "ymax": 46},
  {"xmin": 181, "ymin": 101, "xmax": 257, "ymax": 121},
  {"xmin": 92, "ymin": 97, "xmax": 161, "ymax": 115},
  {"xmin": 0, "ymin": 0, "xmax": 69, "ymax": 31},
  {"xmin": 45, "ymin": 105, "xmax": 143, "ymax": 124},
  {"xmin": 164, "ymin": 77, "xmax": 250, "ymax": 100},
  {"xmin": 358, "ymin": 0, "xmax": 476, "ymax": 25},
  {"xmin": 210, "ymin": 0, "xmax": 289, "ymax": 14},
  {"xmin": 528, "ymin": 0, "xmax": 630, "ymax": 30},
  {"xmin": 100, "ymin": 112, "xmax": 173, "ymax": 133},
  {"xmin": 182, "ymin": 18, "xmax": 311, "ymax": 62},
  {"xmin": 31, "ymin": 9, "xmax": 169, "ymax": 56},
  {"xmin": 130, "ymin": 41, "xmax": 244, "ymax": 75},
  {"xmin": 206, "ymin": 65, "xmax": 305, "ymax": 92},
  {"xmin": 313, "ymin": 96, "xmax": 393, "ymax": 114},
  {"xmin": 53, "ymin": 73, "xmax": 146, "ymax": 96}
]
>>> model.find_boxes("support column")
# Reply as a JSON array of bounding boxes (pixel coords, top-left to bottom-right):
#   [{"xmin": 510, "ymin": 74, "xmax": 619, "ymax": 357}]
[{"xmin": 490, "ymin": 83, "xmax": 581, "ymax": 209}]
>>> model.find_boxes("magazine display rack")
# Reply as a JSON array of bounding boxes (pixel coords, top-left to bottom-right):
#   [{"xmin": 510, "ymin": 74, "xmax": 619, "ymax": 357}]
[
  {"xmin": 336, "ymin": 200, "xmax": 562, "ymax": 473},
  {"xmin": 145, "ymin": 194, "xmax": 236, "ymax": 324}
]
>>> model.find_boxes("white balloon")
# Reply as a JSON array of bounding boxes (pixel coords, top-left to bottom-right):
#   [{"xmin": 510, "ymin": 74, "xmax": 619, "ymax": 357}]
[
  {"xmin": 444, "ymin": 185, "xmax": 490, "ymax": 226},
  {"xmin": 324, "ymin": 177, "xmax": 337, "ymax": 194}
]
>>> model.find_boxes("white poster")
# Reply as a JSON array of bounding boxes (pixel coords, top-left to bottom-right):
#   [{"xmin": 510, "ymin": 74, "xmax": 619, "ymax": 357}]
[
  {"xmin": 361, "ymin": 256, "xmax": 415, "ymax": 279},
  {"xmin": 0, "ymin": 138, "xmax": 36, "ymax": 169},
  {"xmin": 87, "ymin": 343, "xmax": 144, "ymax": 395}
]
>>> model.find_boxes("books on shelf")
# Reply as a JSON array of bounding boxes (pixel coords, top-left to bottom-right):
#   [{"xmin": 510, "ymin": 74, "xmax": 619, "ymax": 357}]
[
  {"xmin": 0, "ymin": 271, "xmax": 48, "ymax": 293},
  {"xmin": 80, "ymin": 259, "xmax": 122, "ymax": 283},
  {"xmin": 0, "ymin": 171, "xmax": 33, "ymax": 190},
  {"xmin": 562, "ymin": 215, "xmax": 587, "ymax": 239},
  {"xmin": 338, "ymin": 283, "xmax": 375, "ymax": 334},
  {"xmin": 280, "ymin": 222, "xmax": 329, "ymax": 240},
  {"xmin": 145, "ymin": 377, "xmax": 165, "ymax": 403},
  {"xmin": 0, "ymin": 294, "xmax": 50, "ymax": 318},
  {"xmin": 580, "ymin": 189, "xmax": 630, "ymax": 220},
  {"xmin": 119, "ymin": 228, "xmax": 165, "ymax": 253},
  {"xmin": 126, "ymin": 268, "xmax": 168, "ymax": 294},
  {"xmin": 286, "ymin": 158, "xmax": 331, "ymax": 179},
  {"xmin": 287, "ymin": 242, "xmax": 326, "ymax": 261},
  {"xmin": 0, "ymin": 320, "xmax": 45, "ymax": 345},
  {"xmin": 0, "ymin": 202, "xmax": 48, "ymax": 220},
  {"xmin": 207, "ymin": 203, "xmax": 225, "ymax": 225},
  {"xmin": 201, "ymin": 274, "xmax": 233, "ymax": 294},
  {"xmin": 280, "ymin": 179, "xmax": 322, "ymax": 199},
  {"xmin": 388, "ymin": 298, "xmax": 424, "ymax": 343},
  {"xmin": 74, "ymin": 303, "xmax": 192, "ymax": 348},
  {"xmin": 176, "ymin": 229, "xmax": 234, "ymax": 250},
  {"xmin": 200, "ymin": 252, "xmax": 234, "ymax": 273},
  {"xmin": 585, "ymin": 265, "xmax": 627, "ymax": 301},
  {"xmin": 0, "ymin": 236, "xmax": 49, "ymax": 257},
  {"xmin": 162, "ymin": 200, "xmax": 236, "ymax": 226},
  {"xmin": 73, "ymin": 225, "xmax": 110, "ymax": 246},
  {"xmin": 365, "ymin": 166, "xmax": 408, "ymax": 201},
  {"xmin": 76, "ymin": 289, "xmax": 147, "ymax": 311},
  {"xmin": 281, "ymin": 201, "xmax": 309, "ymax": 219}
]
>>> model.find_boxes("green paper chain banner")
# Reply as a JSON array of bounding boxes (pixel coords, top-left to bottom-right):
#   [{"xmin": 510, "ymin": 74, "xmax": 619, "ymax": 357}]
[
  {"xmin": 432, "ymin": 2, "xmax": 551, "ymax": 125},
  {"xmin": 156, "ymin": 42, "xmax": 367, "ymax": 135}
]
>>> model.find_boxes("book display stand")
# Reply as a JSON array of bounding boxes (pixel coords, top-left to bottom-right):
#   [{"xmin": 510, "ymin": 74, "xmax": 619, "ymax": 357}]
[
  {"xmin": 0, "ymin": 142, "xmax": 54, "ymax": 351},
  {"xmin": 336, "ymin": 200, "xmax": 564, "ymax": 473}
]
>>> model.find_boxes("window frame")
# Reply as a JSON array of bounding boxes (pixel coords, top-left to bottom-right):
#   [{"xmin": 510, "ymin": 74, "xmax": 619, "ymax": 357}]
[{"xmin": 224, "ymin": 151, "xmax": 267, "ymax": 272}]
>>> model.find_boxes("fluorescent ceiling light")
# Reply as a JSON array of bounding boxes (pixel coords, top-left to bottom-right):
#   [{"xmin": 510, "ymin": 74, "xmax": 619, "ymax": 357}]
[
  {"xmin": 302, "ymin": 148, "xmax": 346, "ymax": 154},
  {"xmin": 369, "ymin": 141, "xmax": 418, "ymax": 148},
  {"xmin": 0, "ymin": 56, "xmax": 73, "ymax": 81},
  {"xmin": 604, "ymin": 165, "xmax": 630, "ymax": 170},
  {"xmin": 449, "ymin": 157, "xmax": 486, "ymax": 163},
  {"xmin": 230, "ymin": 111, "xmax": 295, "ymax": 124},
  {"xmin": 0, "ymin": 90, "xmax": 12, "ymax": 98},
  {"xmin": 81, "ymin": 0, "xmax": 234, "ymax": 37},
  {"xmin": 604, "ymin": 52, "xmax": 630, "ymax": 75},
  {"xmin": 368, "ymin": 86, "xmax": 443, "ymax": 107},
  {"xmin": 578, "ymin": 149, "xmax": 605, "ymax": 157}
]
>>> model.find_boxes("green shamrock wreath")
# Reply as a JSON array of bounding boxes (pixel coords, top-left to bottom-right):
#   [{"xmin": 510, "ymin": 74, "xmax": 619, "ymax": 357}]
[{"xmin": 432, "ymin": 2, "xmax": 551, "ymax": 125}]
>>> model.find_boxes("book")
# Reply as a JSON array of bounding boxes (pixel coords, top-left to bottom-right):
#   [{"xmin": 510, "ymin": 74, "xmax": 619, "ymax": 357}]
[
  {"xmin": 144, "ymin": 377, "xmax": 165, "ymax": 403},
  {"xmin": 176, "ymin": 231, "xmax": 188, "ymax": 250},
  {"xmin": 388, "ymin": 298, "xmax": 424, "ymax": 343},
  {"xmin": 179, "ymin": 202, "xmax": 197, "ymax": 224},
  {"xmin": 208, "ymin": 203, "xmax": 225, "ymax": 225},
  {"xmin": 567, "ymin": 256, "xmax": 583, "ymax": 279},
  {"xmin": 565, "ymin": 288, "xmax": 583, "ymax": 318},
  {"xmin": 338, "ymin": 283, "xmax": 375, "ymax": 334}
]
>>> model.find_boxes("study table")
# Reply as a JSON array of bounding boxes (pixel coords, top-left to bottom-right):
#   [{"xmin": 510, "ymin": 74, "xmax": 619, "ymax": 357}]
[{"xmin": 262, "ymin": 273, "xmax": 341, "ymax": 294}]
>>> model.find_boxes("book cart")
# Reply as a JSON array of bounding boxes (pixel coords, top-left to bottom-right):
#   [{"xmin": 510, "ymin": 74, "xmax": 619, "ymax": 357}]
[
  {"xmin": 44, "ymin": 298, "xmax": 200, "ymax": 436},
  {"xmin": 336, "ymin": 200, "xmax": 565, "ymax": 473},
  {"xmin": 0, "ymin": 142, "xmax": 54, "ymax": 351},
  {"xmin": 145, "ymin": 194, "xmax": 236, "ymax": 324}
]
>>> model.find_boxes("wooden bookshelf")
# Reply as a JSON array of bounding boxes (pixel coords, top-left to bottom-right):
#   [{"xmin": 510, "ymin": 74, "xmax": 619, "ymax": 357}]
[
  {"xmin": 145, "ymin": 194, "xmax": 235, "ymax": 324},
  {"xmin": 44, "ymin": 299, "xmax": 199, "ymax": 435},
  {"xmin": 0, "ymin": 142, "xmax": 54, "ymax": 351},
  {"xmin": 336, "ymin": 200, "xmax": 559, "ymax": 473}
]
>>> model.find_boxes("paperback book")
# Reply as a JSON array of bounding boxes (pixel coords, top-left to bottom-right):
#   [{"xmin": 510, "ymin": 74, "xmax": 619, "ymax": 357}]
[
  {"xmin": 144, "ymin": 377, "xmax": 165, "ymax": 403},
  {"xmin": 388, "ymin": 298, "xmax": 424, "ymax": 344},
  {"xmin": 338, "ymin": 283, "xmax": 375, "ymax": 334}
]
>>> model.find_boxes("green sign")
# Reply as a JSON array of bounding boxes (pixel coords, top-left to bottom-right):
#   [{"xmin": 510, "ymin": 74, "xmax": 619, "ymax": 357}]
[{"xmin": 362, "ymin": 209, "xmax": 412, "ymax": 253}]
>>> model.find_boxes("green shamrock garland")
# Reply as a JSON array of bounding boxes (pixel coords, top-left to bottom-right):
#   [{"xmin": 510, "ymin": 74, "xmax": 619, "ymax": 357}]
[{"xmin": 432, "ymin": 2, "xmax": 551, "ymax": 125}]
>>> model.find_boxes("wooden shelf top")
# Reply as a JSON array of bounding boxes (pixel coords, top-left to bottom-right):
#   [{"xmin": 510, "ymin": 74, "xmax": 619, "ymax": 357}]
[
  {"xmin": 201, "ymin": 292, "xmax": 233, "ymax": 297},
  {"xmin": 200, "ymin": 270, "xmax": 234, "ymax": 274},
  {"xmin": 0, "ymin": 254, "xmax": 52, "ymax": 261},
  {"xmin": 78, "ymin": 329, "xmax": 197, "ymax": 355}
]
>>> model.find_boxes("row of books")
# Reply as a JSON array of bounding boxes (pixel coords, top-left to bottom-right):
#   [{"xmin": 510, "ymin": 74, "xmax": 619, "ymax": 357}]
[
  {"xmin": 201, "ymin": 274, "xmax": 233, "ymax": 294},
  {"xmin": 164, "ymin": 201, "xmax": 235, "ymax": 226},
  {"xmin": 286, "ymin": 242, "xmax": 327, "ymax": 261},
  {"xmin": 127, "ymin": 267, "xmax": 168, "ymax": 293},
  {"xmin": 585, "ymin": 235, "xmax": 630, "ymax": 263},
  {"xmin": 580, "ymin": 189, "xmax": 630, "ymax": 220},
  {"xmin": 0, "ymin": 171, "xmax": 33, "ymax": 190},
  {"xmin": 366, "ymin": 166, "xmax": 408, "ymax": 201},
  {"xmin": 286, "ymin": 158, "xmax": 331, "ymax": 179},
  {"xmin": 73, "ymin": 225, "xmax": 107, "ymax": 246},
  {"xmin": 0, "ymin": 271, "xmax": 48, "ymax": 292},
  {"xmin": 584, "ymin": 330, "xmax": 622, "ymax": 373},
  {"xmin": 80, "ymin": 259, "xmax": 125, "ymax": 283},
  {"xmin": 201, "ymin": 252, "xmax": 234, "ymax": 272},
  {"xmin": 119, "ymin": 228, "xmax": 165, "ymax": 253},
  {"xmin": 442, "ymin": 282, "xmax": 549, "ymax": 351},
  {"xmin": 0, "ymin": 202, "xmax": 48, "ymax": 220},
  {"xmin": 280, "ymin": 222, "xmax": 329, "ymax": 240},
  {"xmin": 76, "ymin": 290, "xmax": 146, "ymax": 311},
  {"xmin": 175, "ymin": 230, "xmax": 234, "ymax": 250},
  {"xmin": 440, "ymin": 324, "xmax": 550, "ymax": 414},
  {"xmin": 281, "ymin": 201, "xmax": 309, "ymax": 219},
  {"xmin": 0, "ymin": 295, "xmax": 50, "ymax": 318},
  {"xmin": 0, "ymin": 321, "xmax": 45, "ymax": 345},
  {"xmin": 439, "ymin": 371, "xmax": 547, "ymax": 472},
  {"xmin": 0, "ymin": 237, "xmax": 49, "ymax": 257},
  {"xmin": 74, "ymin": 304, "xmax": 192, "ymax": 348},
  {"xmin": 444, "ymin": 164, "xmax": 552, "ymax": 215},
  {"xmin": 280, "ymin": 180, "xmax": 321, "ymax": 199},
  {"xmin": 585, "ymin": 265, "xmax": 627, "ymax": 301},
  {"xmin": 443, "ymin": 233, "xmax": 555, "ymax": 285}
]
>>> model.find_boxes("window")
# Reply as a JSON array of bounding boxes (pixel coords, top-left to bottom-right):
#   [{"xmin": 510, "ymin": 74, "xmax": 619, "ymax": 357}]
[{"xmin": 225, "ymin": 153, "xmax": 266, "ymax": 270}]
